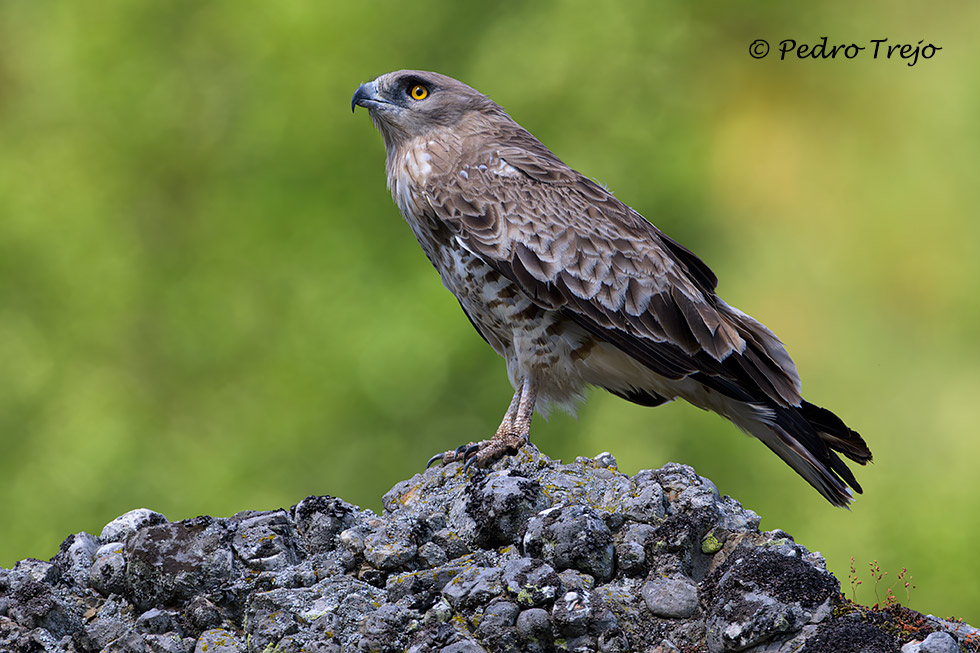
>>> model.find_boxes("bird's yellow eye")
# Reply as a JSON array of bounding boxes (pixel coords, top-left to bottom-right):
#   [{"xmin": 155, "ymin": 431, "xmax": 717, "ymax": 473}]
[{"xmin": 410, "ymin": 84, "xmax": 428, "ymax": 100}]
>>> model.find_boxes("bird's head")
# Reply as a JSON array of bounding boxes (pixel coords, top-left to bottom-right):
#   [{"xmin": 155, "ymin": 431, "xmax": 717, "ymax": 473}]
[{"xmin": 352, "ymin": 70, "xmax": 501, "ymax": 151}]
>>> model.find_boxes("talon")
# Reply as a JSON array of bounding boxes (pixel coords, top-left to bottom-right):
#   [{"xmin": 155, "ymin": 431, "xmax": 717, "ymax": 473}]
[{"xmin": 425, "ymin": 431, "xmax": 528, "ymax": 474}]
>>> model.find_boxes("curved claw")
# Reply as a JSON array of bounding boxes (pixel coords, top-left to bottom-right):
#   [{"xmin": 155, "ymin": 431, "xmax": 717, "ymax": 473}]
[
  {"xmin": 461, "ymin": 444, "xmax": 484, "ymax": 473},
  {"xmin": 427, "ymin": 442, "xmax": 480, "ymax": 469}
]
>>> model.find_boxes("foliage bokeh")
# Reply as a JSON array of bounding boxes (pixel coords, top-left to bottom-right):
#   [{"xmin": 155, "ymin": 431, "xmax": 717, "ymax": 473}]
[{"xmin": 1, "ymin": 1, "xmax": 978, "ymax": 623}]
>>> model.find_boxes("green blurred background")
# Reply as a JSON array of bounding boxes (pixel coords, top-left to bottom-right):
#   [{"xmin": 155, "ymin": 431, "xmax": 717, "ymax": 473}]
[{"xmin": 2, "ymin": 0, "xmax": 978, "ymax": 623}]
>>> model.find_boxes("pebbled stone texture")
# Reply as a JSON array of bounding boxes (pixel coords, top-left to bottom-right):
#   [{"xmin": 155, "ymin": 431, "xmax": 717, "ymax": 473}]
[{"xmin": 0, "ymin": 446, "xmax": 973, "ymax": 652}]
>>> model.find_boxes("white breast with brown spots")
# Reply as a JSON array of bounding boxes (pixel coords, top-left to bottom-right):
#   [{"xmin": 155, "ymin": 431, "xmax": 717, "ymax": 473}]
[{"xmin": 386, "ymin": 137, "xmax": 602, "ymax": 413}]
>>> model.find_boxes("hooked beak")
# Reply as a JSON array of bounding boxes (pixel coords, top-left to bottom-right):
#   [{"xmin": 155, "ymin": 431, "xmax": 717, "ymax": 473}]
[{"xmin": 351, "ymin": 80, "xmax": 389, "ymax": 113}]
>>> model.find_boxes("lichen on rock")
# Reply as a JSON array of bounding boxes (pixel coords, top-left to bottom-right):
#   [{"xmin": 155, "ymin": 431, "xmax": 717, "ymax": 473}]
[{"xmin": 0, "ymin": 446, "xmax": 974, "ymax": 652}]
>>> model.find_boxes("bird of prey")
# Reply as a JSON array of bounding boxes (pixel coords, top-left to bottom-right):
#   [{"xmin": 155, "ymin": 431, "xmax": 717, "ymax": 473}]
[{"xmin": 351, "ymin": 70, "xmax": 871, "ymax": 506}]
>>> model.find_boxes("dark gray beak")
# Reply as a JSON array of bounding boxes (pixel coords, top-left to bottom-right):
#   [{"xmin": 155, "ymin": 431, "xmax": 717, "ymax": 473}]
[{"xmin": 351, "ymin": 81, "xmax": 381, "ymax": 113}]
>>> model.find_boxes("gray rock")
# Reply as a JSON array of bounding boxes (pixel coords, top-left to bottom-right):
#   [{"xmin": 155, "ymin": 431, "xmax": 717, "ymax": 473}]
[
  {"xmin": 231, "ymin": 510, "xmax": 302, "ymax": 572},
  {"xmin": 386, "ymin": 556, "xmax": 472, "ymax": 609},
  {"xmin": 478, "ymin": 600, "xmax": 520, "ymax": 630},
  {"xmin": 254, "ymin": 556, "xmax": 319, "ymax": 591},
  {"xmin": 653, "ymin": 463, "xmax": 701, "ymax": 496},
  {"xmin": 418, "ymin": 540, "xmax": 449, "ymax": 568},
  {"xmin": 363, "ymin": 517, "xmax": 418, "ymax": 570},
  {"xmin": 0, "ymin": 449, "xmax": 974, "ymax": 653},
  {"xmin": 194, "ymin": 628, "xmax": 244, "ymax": 652},
  {"xmin": 358, "ymin": 602, "xmax": 420, "ymax": 652},
  {"xmin": 90, "ymin": 544, "xmax": 128, "ymax": 596},
  {"xmin": 557, "ymin": 568, "xmax": 596, "ymax": 594},
  {"xmin": 444, "ymin": 497, "xmax": 482, "ymax": 550},
  {"xmin": 616, "ymin": 542, "xmax": 646, "ymax": 576},
  {"xmin": 516, "ymin": 607, "xmax": 553, "ymax": 649},
  {"xmin": 590, "ymin": 602, "xmax": 622, "ymax": 641},
  {"xmin": 442, "ymin": 565, "xmax": 503, "ymax": 610},
  {"xmin": 338, "ymin": 527, "xmax": 366, "ymax": 555},
  {"xmin": 704, "ymin": 546, "xmax": 838, "ymax": 652},
  {"xmin": 501, "ymin": 557, "xmax": 559, "ymax": 607},
  {"xmin": 101, "ymin": 508, "xmax": 168, "ymax": 543},
  {"xmin": 593, "ymin": 452, "xmax": 618, "ymax": 468},
  {"xmin": 291, "ymin": 495, "xmax": 359, "ymax": 551},
  {"xmin": 623, "ymin": 479, "xmax": 667, "ymax": 524},
  {"xmin": 135, "ymin": 607, "xmax": 180, "ymax": 635},
  {"xmin": 529, "ymin": 454, "xmax": 632, "ymax": 519},
  {"xmin": 124, "ymin": 516, "xmax": 235, "ymax": 612},
  {"xmin": 552, "ymin": 590, "xmax": 592, "ymax": 637},
  {"xmin": 744, "ymin": 624, "xmax": 817, "ymax": 652},
  {"xmin": 648, "ymin": 509, "xmax": 715, "ymax": 559},
  {"xmin": 902, "ymin": 631, "xmax": 960, "ymax": 653},
  {"xmin": 523, "ymin": 505, "xmax": 615, "ymax": 582},
  {"xmin": 57, "ymin": 531, "xmax": 100, "ymax": 587},
  {"xmin": 440, "ymin": 640, "xmax": 487, "ymax": 653},
  {"xmin": 717, "ymin": 496, "xmax": 761, "ymax": 532},
  {"xmin": 707, "ymin": 590, "xmax": 807, "ymax": 652},
  {"xmin": 423, "ymin": 597, "xmax": 453, "ymax": 625},
  {"xmin": 245, "ymin": 598, "xmax": 296, "ymax": 649},
  {"xmin": 184, "ymin": 595, "xmax": 223, "ymax": 631},
  {"xmin": 643, "ymin": 574, "xmax": 699, "ymax": 619},
  {"xmin": 145, "ymin": 633, "xmax": 197, "ymax": 652},
  {"xmin": 599, "ymin": 630, "xmax": 632, "ymax": 652},
  {"xmin": 80, "ymin": 593, "xmax": 135, "ymax": 649},
  {"xmin": 381, "ymin": 474, "xmax": 427, "ymax": 513},
  {"xmin": 243, "ymin": 576, "xmax": 383, "ymax": 650},
  {"xmin": 616, "ymin": 522, "xmax": 656, "ymax": 576},
  {"xmin": 10, "ymin": 558, "xmax": 60, "ymax": 585},
  {"xmin": 431, "ymin": 527, "xmax": 471, "ymax": 560},
  {"xmin": 468, "ymin": 471, "xmax": 550, "ymax": 547},
  {"xmin": 648, "ymin": 641, "xmax": 681, "ymax": 653},
  {"xmin": 565, "ymin": 634, "xmax": 599, "ymax": 651},
  {"xmin": 474, "ymin": 600, "xmax": 520, "ymax": 652},
  {"xmin": 4, "ymin": 576, "xmax": 79, "ymax": 639}
]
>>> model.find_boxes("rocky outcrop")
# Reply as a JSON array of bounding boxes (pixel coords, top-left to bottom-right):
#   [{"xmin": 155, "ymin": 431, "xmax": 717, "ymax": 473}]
[{"xmin": 0, "ymin": 447, "xmax": 975, "ymax": 652}]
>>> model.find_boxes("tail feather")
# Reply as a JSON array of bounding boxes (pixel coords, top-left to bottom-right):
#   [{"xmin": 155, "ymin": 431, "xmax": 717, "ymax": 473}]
[
  {"xmin": 582, "ymin": 336, "xmax": 871, "ymax": 505},
  {"xmin": 742, "ymin": 401, "xmax": 870, "ymax": 506},
  {"xmin": 798, "ymin": 400, "xmax": 873, "ymax": 464}
]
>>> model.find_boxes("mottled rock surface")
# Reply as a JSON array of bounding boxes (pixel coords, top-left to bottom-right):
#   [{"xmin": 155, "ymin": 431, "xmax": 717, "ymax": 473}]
[{"xmin": 0, "ymin": 447, "xmax": 975, "ymax": 652}]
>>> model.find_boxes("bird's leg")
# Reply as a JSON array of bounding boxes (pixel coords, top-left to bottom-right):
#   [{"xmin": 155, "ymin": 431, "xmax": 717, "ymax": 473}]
[
  {"xmin": 466, "ymin": 377, "xmax": 537, "ymax": 470},
  {"xmin": 493, "ymin": 384, "xmax": 525, "ymax": 434},
  {"xmin": 508, "ymin": 377, "xmax": 537, "ymax": 442},
  {"xmin": 426, "ymin": 378, "xmax": 537, "ymax": 470}
]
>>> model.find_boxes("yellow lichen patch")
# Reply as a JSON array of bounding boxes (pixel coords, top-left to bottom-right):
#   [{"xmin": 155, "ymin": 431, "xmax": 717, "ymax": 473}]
[
  {"xmin": 398, "ymin": 484, "xmax": 421, "ymax": 506},
  {"xmin": 701, "ymin": 531, "xmax": 724, "ymax": 554}
]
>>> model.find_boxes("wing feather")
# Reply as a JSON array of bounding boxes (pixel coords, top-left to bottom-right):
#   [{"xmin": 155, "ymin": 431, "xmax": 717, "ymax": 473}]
[{"xmin": 426, "ymin": 127, "xmax": 802, "ymax": 408}]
